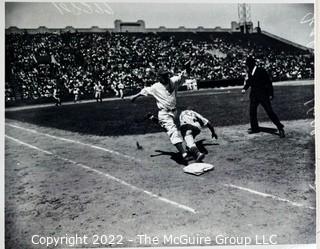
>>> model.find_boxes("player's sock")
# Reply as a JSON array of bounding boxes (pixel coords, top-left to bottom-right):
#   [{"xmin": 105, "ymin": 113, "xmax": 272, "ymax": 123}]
[
  {"xmin": 189, "ymin": 146, "xmax": 199, "ymax": 157},
  {"xmin": 184, "ymin": 133, "xmax": 196, "ymax": 148},
  {"xmin": 190, "ymin": 146, "xmax": 204, "ymax": 162},
  {"xmin": 175, "ymin": 142, "xmax": 186, "ymax": 156}
]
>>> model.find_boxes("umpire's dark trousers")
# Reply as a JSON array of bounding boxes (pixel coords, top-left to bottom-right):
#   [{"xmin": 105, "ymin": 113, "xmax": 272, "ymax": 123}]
[{"xmin": 250, "ymin": 95, "xmax": 284, "ymax": 130}]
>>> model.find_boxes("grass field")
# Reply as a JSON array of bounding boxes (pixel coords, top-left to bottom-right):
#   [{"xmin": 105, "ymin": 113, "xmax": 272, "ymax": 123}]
[
  {"xmin": 5, "ymin": 83, "xmax": 315, "ymax": 248},
  {"xmin": 6, "ymin": 84, "xmax": 314, "ymax": 136}
]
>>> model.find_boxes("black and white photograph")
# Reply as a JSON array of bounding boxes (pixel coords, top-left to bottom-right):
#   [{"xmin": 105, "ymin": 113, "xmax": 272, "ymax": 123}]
[{"xmin": 3, "ymin": 1, "xmax": 316, "ymax": 248}]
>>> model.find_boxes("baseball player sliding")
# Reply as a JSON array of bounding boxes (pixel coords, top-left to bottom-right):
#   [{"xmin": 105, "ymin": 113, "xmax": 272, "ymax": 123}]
[
  {"xmin": 146, "ymin": 109, "xmax": 218, "ymax": 162},
  {"xmin": 179, "ymin": 109, "xmax": 218, "ymax": 161},
  {"xmin": 129, "ymin": 64, "xmax": 191, "ymax": 162}
]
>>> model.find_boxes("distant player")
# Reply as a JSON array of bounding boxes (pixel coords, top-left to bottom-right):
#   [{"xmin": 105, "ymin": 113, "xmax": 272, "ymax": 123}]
[
  {"xmin": 94, "ymin": 82, "xmax": 104, "ymax": 102},
  {"xmin": 191, "ymin": 78, "xmax": 198, "ymax": 90},
  {"xmin": 185, "ymin": 79, "xmax": 193, "ymax": 91},
  {"xmin": 185, "ymin": 78, "xmax": 198, "ymax": 91},
  {"xmin": 53, "ymin": 87, "xmax": 61, "ymax": 106},
  {"xmin": 111, "ymin": 83, "xmax": 119, "ymax": 97},
  {"xmin": 179, "ymin": 109, "xmax": 218, "ymax": 161},
  {"xmin": 73, "ymin": 86, "xmax": 80, "ymax": 103},
  {"xmin": 129, "ymin": 64, "xmax": 192, "ymax": 162},
  {"xmin": 118, "ymin": 82, "xmax": 125, "ymax": 99}
]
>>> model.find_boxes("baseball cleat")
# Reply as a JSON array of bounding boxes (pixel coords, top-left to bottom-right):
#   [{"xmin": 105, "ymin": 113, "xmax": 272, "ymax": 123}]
[
  {"xmin": 248, "ymin": 128, "xmax": 260, "ymax": 134},
  {"xmin": 181, "ymin": 153, "xmax": 191, "ymax": 165},
  {"xmin": 196, "ymin": 152, "xmax": 205, "ymax": 162}
]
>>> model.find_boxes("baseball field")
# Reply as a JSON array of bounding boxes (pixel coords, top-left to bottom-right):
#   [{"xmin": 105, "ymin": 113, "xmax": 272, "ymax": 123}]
[{"xmin": 5, "ymin": 81, "xmax": 315, "ymax": 248}]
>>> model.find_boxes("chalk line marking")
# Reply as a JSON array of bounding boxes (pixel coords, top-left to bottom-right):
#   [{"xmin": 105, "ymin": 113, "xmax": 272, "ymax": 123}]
[
  {"xmin": 6, "ymin": 123, "xmax": 315, "ymax": 211},
  {"xmin": 6, "ymin": 123, "xmax": 142, "ymax": 163},
  {"xmin": 6, "ymin": 135, "xmax": 197, "ymax": 214},
  {"xmin": 225, "ymin": 184, "xmax": 315, "ymax": 210}
]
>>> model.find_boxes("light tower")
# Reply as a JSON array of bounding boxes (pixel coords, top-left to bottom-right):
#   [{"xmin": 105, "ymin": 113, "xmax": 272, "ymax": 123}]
[{"xmin": 238, "ymin": 3, "xmax": 253, "ymax": 34}]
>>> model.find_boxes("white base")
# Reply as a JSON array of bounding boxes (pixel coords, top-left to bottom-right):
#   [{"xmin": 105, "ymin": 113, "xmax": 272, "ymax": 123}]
[{"xmin": 183, "ymin": 162, "xmax": 215, "ymax": 176}]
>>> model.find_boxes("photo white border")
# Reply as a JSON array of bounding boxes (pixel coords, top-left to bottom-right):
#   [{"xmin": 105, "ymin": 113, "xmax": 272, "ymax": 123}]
[
  {"xmin": 1, "ymin": 1, "xmax": 5, "ymax": 249},
  {"xmin": 315, "ymin": 0, "xmax": 319, "ymax": 246},
  {"xmin": 2, "ymin": 0, "xmax": 316, "ymax": 3},
  {"xmin": 1, "ymin": 1, "xmax": 317, "ymax": 249}
]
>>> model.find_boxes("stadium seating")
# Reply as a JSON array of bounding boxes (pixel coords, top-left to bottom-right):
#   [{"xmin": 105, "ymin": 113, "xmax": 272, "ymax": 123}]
[{"xmin": 5, "ymin": 32, "xmax": 314, "ymax": 102}]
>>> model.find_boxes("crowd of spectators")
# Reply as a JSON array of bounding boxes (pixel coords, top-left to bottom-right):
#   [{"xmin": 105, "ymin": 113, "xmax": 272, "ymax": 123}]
[{"xmin": 5, "ymin": 31, "xmax": 314, "ymax": 101}]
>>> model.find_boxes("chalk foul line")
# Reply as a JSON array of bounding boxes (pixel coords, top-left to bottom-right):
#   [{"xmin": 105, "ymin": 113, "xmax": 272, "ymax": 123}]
[
  {"xmin": 6, "ymin": 135, "xmax": 197, "ymax": 214},
  {"xmin": 224, "ymin": 184, "xmax": 315, "ymax": 210},
  {"xmin": 6, "ymin": 122, "xmax": 315, "ymax": 211},
  {"xmin": 6, "ymin": 123, "xmax": 142, "ymax": 163}
]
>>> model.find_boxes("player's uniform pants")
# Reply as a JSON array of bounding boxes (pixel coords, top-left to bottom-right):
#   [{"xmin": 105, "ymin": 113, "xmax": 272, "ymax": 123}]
[
  {"xmin": 158, "ymin": 109, "xmax": 183, "ymax": 145},
  {"xmin": 53, "ymin": 96, "xmax": 61, "ymax": 105},
  {"xmin": 119, "ymin": 89, "xmax": 124, "ymax": 98},
  {"xmin": 180, "ymin": 124, "xmax": 201, "ymax": 149}
]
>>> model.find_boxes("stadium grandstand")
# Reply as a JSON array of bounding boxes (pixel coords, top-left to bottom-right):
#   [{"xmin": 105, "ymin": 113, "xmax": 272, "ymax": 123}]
[{"xmin": 5, "ymin": 19, "xmax": 314, "ymax": 104}]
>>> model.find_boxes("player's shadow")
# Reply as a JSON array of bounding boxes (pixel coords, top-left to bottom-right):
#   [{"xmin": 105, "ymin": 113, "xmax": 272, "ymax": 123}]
[
  {"xmin": 258, "ymin": 126, "xmax": 280, "ymax": 136},
  {"xmin": 150, "ymin": 139, "xmax": 217, "ymax": 165},
  {"xmin": 150, "ymin": 151, "xmax": 188, "ymax": 165}
]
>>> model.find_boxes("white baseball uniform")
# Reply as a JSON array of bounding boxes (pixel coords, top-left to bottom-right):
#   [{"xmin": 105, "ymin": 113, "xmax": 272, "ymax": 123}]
[
  {"xmin": 118, "ymin": 83, "xmax": 124, "ymax": 98},
  {"xmin": 185, "ymin": 79, "xmax": 193, "ymax": 90},
  {"xmin": 94, "ymin": 84, "xmax": 103, "ymax": 98},
  {"xmin": 140, "ymin": 74, "xmax": 185, "ymax": 145},
  {"xmin": 180, "ymin": 110, "xmax": 209, "ymax": 130},
  {"xmin": 73, "ymin": 88, "xmax": 79, "ymax": 95},
  {"xmin": 179, "ymin": 110, "xmax": 209, "ymax": 148},
  {"xmin": 191, "ymin": 79, "xmax": 198, "ymax": 90}
]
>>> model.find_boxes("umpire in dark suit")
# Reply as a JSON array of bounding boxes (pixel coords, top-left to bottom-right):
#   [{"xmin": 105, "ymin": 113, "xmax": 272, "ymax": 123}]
[{"xmin": 242, "ymin": 57, "xmax": 285, "ymax": 138}]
